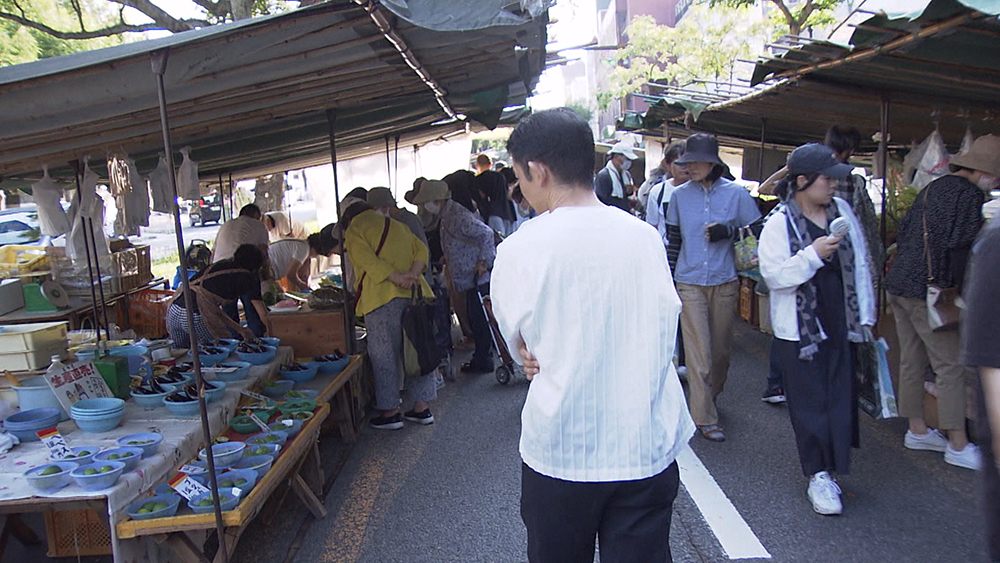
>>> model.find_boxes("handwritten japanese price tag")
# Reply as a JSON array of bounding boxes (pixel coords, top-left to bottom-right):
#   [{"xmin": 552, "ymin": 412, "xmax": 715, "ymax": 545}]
[
  {"xmin": 248, "ymin": 412, "xmax": 270, "ymax": 432},
  {"xmin": 231, "ymin": 487, "xmax": 242, "ymax": 498},
  {"xmin": 168, "ymin": 472, "xmax": 210, "ymax": 501},
  {"xmin": 241, "ymin": 390, "xmax": 270, "ymax": 403},
  {"xmin": 37, "ymin": 427, "xmax": 72, "ymax": 460},
  {"xmin": 178, "ymin": 464, "xmax": 203, "ymax": 475}
]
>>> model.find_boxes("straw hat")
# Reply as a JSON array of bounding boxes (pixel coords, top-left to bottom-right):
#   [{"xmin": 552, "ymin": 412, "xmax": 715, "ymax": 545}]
[
  {"xmin": 951, "ymin": 134, "xmax": 1000, "ymax": 177},
  {"xmin": 412, "ymin": 180, "xmax": 451, "ymax": 204}
]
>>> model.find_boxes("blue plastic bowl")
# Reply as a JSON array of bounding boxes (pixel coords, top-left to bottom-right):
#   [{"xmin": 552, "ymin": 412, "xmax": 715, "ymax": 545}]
[
  {"xmin": 204, "ymin": 380, "xmax": 227, "ymax": 403},
  {"xmin": 25, "ymin": 462, "xmax": 78, "ymax": 492},
  {"xmin": 117, "ymin": 433, "xmax": 163, "ymax": 458},
  {"xmin": 154, "ymin": 483, "xmax": 182, "ymax": 497},
  {"xmin": 71, "ymin": 410, "xmax": 125, "ymax": 434},
  {"xmin": 155, "ymin": 374, "xmax": 194, "ymax": 393},
  {"xmin": 110, "ymin": 345, "xmax": 149, "ymax": 358},
  {"xmin": 314, "ymin": 355, "xmax": 350, "ymax": 375},
  {"xmin": 242, "ymin": 442, "xmax": 281, "ymax": 461},
  {"xmin": 212, "ymin": 361, "xmax": 252, "ymax": 382},
  {"xmin": 4, "ymin": 408, "xmax": 62, "ymax": 442},
  {"xmin": 246, "ymin": 430, "xmax": 288, "ymax": 448},
  {"xmin": 279, "ymin": 364, "xmax": 318, "ymax": 384},
  {"xmin": 182, "ymin": 460, "xmax": 209, "ymax": 476},
  {"xmin": 94, "ymin": 447, "xmax": 143, "ymax": 472},
  {"xmin": 60, "ymin": 446, "xmax": 101, "ymax": 466},
  {"xmin": 269, "ymin": 418, "xmax": 303, "ymax": 438},
  {"xmin": 196, "ymin": 347, "xmax": 231, "ymax": 367},
  {"xmin": 163, "ymin": 395, "xmax": 201, "ymax": 417},
  {"xmin": 71, "ymin": 398, "xmax": 126, "ymax": 415},
  {"xmin": 233, "ymin": 455, "xmax": 273, "ymax": 480},
  {"xmin": 126, "ymin": 493, "xmax": 181, "ymax": 521},
  {"xmin": 260, "ymin": 337, "xmax": 281, "ymax": 348},
  {"xmin": 215, "ymin": 468, "xmax": 259, "ymax": 492},
  {"xmin": 261, "ymin": 379, "xmax": 295, "ymax": 398},
  {"xmin": 214, "ymin": 339, "xmax": 241, "ymax": 354},
  {"xmin": 198, "ymin": 442, "xmax": 246, "ymax": 469},
  {"xmin": 130, "ymin": 389, "xmax": 167, "ymax": 409},
  {"xmin": 70, "ymin": 461, "xmax": 126, "ymax": 491},
  {"xmin": 188, "ymin": 487, "xmax": 242, "ymax": 514},
  {"xmin": 236, "ymin": 345, "xmax": 277, "ymax": 366}
]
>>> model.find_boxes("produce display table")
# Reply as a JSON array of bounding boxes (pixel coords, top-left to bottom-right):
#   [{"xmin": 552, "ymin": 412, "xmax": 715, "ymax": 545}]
[
  {"xmin": 116, "ymin": 403, "xmax": 331, "ymax": 563},
  {"xmin": 0, "ymin": 346, "xmax": 292, "ymax": 561},
  {"xmin": 0, "ymin": 278, "xmax": 170, "ymax": 331},
  {"xmin": 292, "ymin": 355, "xmax": 369, "ymax": 442},
  {"xmin": 266, "ymin": 305, "xmax": 347, "ymax": 357}
]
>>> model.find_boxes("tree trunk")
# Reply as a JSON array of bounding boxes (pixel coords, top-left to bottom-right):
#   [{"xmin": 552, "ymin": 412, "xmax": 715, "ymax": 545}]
[
  {"xmin": 231, "ymin": 0, "xmax": 254, "ymax": 21},
  {"xmin": 253, "ymin": 174, "xmax": 285, "ymax": 213}
]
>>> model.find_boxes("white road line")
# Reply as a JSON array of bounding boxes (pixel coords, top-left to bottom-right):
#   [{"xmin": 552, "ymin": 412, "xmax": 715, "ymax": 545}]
[{"xmin": 676, "ymin": 445, "xmax": 772, "ymax": 560}]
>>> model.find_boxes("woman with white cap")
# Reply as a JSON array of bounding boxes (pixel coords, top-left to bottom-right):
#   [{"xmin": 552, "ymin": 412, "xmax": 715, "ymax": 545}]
[
  {"xmin": 759, "ymin": 143, "xmax": 875, "ymax": 516},
  {"xmin": 665, "ymin": 133, "xmax": 761, "ymax": 442},
  {"xmin": 595, "ymin": 140, "xmax": 638, "ymax": 212},
  {"xmin": 885, "ymin": 134, "xmax": 998, "ymax": 471},
  {"xmin": 263, "ymin": 210, "xmax": 309, "ymax": 243}
]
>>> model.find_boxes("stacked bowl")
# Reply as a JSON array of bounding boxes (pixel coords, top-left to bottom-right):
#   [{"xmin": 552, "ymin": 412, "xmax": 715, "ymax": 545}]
[
  {"xmin": 71, "ymin": 398, "xmax": 126, "ymax": 433},
  {"xmin": 4, "ymin": 408, "xmax": 63, "ymax": 442}
]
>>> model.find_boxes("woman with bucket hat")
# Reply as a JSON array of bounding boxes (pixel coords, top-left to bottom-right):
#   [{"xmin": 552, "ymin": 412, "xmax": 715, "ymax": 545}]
[
  {"xmin": 665, "ymin": 133, "xmax": 761, "ymax": 442},
  {"xmin": 884, "ymin": 134, "xmax": 999, "ymax": 471},
  {"xmin": 759, "ymin": 143, "xmax": 875, "ymax": 516}
]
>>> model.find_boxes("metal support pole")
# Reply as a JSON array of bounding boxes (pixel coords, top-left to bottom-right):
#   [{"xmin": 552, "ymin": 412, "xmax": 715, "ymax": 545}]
[
  {"xmin": 150, "ymin": 49, "xmax": 229, "ymax": 562},
  {"xmin": 218, "ymin": 172, "xmax": 225, "ymax": 221},
  {"xmin": 86, "ymin": 217, "xmax": 112, "ymax": 340},
  {"xmin": 394, "ymin": 134, "xmax": 400, "ymax": 196},
  {"xmin": 757, "ymin": 118, "xmax": 767, "ymax": 183},
  {"xmin": 327, "ymin": 109, "xmax": 355, "ymax": 355},
  {"xmin": 878, "ymin": 93, "xmax": 890, "ymax": 316},
  {"xmin": 72, "ymin": 161, "xmax": 103, "ymax": 338},
  {"xmin": 228, "ymin": 173, "xmax": 234, "ymax": 219},
  {"xmin": 384, "ymin": 134, "xmax": 392, "ymax": 188}
]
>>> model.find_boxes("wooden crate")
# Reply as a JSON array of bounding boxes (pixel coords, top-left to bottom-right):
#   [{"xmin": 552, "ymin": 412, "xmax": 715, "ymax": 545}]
[
  {"xmin": 44, "ymin": 507, "xmax": 111, "ymax": 557},
  {"xmin": 267, "ymin": 307, "xmax": 347, "ymax": 358},
  {"xmin": 127, "ymin": 288, "xmax": 174, "ymax": 339}
]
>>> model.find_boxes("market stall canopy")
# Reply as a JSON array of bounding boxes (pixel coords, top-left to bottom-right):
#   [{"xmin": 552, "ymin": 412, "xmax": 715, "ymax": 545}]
[
  {"xmin": 0, "ymin": 0, "xmax": 547, "ymax": 183},
  {"xmin": 619, "ymin": 0, "xmax": 1000, "ymax": 152}
]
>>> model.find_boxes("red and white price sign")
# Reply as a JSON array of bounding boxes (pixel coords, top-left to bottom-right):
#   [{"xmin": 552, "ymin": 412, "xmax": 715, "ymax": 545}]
[
  {"xmin": 36, "ymin": 427, "xmax": 72, "ymax": 460},
  {"xmin": 248, "ymin": 412, "xmax": 270, "ymax": 432},
  {"xmin": 168, "ymin": 472, "xmax": 211, "ymax": 501},
  {"xmin": 240, "ymin": 390, "xmax": 270, "ymax": 403}
]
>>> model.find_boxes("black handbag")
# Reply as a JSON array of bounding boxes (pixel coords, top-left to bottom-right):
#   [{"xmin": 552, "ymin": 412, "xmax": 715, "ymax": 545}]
[{"xmin": 402, "ymin": 285, "xmax": 442, "ymax": 378}]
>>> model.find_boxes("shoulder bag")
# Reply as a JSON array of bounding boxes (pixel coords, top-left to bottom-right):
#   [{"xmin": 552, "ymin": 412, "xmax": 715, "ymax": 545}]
[
  {"xmin": 352, "ymin": 217, "xmax": 391, "ymax": 310},
  {"xmin": 923, "ymin": 185, "xmax": 961, "ymax": 332}
]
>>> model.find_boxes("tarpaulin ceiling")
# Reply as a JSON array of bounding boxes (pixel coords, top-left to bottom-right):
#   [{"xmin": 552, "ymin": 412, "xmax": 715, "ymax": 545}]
[
  {"xmin": 621, "ymin": 0, "xmax": 1000, "ymax": 152},
  {"xmin": 0, "ymin": 0, "xmax": 547, "ymax": 183}
]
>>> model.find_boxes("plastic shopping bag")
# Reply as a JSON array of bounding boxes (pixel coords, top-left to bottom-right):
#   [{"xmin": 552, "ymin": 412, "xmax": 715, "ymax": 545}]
[{"xmin": 856, "ymin": 332, "xmax": 899, "ymax": 420}]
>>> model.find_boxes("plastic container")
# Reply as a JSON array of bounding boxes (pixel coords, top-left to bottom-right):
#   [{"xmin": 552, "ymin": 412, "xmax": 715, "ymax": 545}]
[
  {"xmin": 236, "ymin": 345, "xmax": 276, "ymax": 366},
  {"xmin": 261, "ymin": 379, "xmax": 294, "ymax": 398},
  {"xmin": 71, "ymin": 398, "xmax": 125, "ymax": 415},
  {"xmin": 94, "ymin": 447, "xmax": 143, "ymax": 472},
  {"xmin": 117, "ymin": 433, "xmax": 163, "ymax": 458},
  {"xmin": 70, "ymin": 399, "xmax": 125, "ymax": 433},
  {"xmin": 196, "ymin": 348, "xmax": 230, "ymax": 367},
  {"xmin": 211, "ymin": 362, "xmax": 252, "ymax": 382},
  {"xmin": 188, "ymin": 488, "xmax": 241, "ymax": 514},
  {"xmin": 287, "ymin": 410, "xmax": 314, "ymax": 423},
  {"xmin": 260, "ymin": 337, "xmax": 280, "ymax": 348},
  {"xmin": 60, "ymin": 446, "xmax": 101, "ymax": 466},
  {"xmin": 246, "ymin": 430, "xmax": 288, "ymax": 449},
  {"xmin": 72, "ymin": 412, "xmax": 125, "ymax": 433},
  {"xmin": 70, "ymin": 461, "xmax": 126, "ymax": 491},
  {"xmin": 163, "ymin": 396, "xmax": 201, "ymax": 417},
  {"xmin": 269, "ymin": 418, "xmax": 303, "ymax": 438},
  {"xmin": 314, "ymin": 355, "xmax": 350, "ymax": 375},
  {"xmin": 4, "ymin": 407, "xmax": 62, "ymax": 441},
  {"xmin": 215, "ymin": 468, "xmax": 258, "ymax": 492},
  {"xmin": 0, "ymin": 322, "xmax": 67, "ymax": 354},
  {"xmin": 233, "ymin": 455, "xmax": 273, "ymax": 480},
  {"xmin": 126, "ymin": 494, "xmax": 181, "ymax": 521},
  {"xmin": 279, "ymin": 364, "xmax": 318, "ymax": 384},
  {"xmin": 14, "ymin": 376, "xmax": 69, "ymax": 422},
  {"xmin": 204, "ymin": 380, "xmax": 227, "ymax": 403},
  {"xmin": 198, "ymin": 442, "xmax": 246, "ymax": 469},
  {"xmin": 130, "ymin": 389, "xmax": 167, "ymax": 409},
  {"xmin": 279, "ymin": 399, "xmax": 316, "ymax": 416},
  {"xmin": 242, "ymin": 442, "xmax": 281, "ymax": 460},
  {"xmin": 25, "ymin": 462, "xmax": 78, "ymax": 492},
  {"xmin": 283, "ymin": 389, "xmax": 319, "ymax": 401},
  {"xmin": 229, "ymin": 415, "xmax": 261, "ymax": 435}
]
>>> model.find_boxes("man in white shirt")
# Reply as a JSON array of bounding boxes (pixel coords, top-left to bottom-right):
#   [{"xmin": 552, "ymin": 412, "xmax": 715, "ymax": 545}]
[
  {"xmin": 212, "ymin": 204, "xmax": 269, "ymax": 336},
  {"xmin": 493, "ymin": 108, "xmax": 694, "ymax": 563}
]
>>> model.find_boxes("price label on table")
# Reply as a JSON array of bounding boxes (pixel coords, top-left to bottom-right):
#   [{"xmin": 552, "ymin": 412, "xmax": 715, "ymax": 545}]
[
  {"xmin": 178, "ymin": 464, "xmax": 202, "ymax": 475},
  {"xmin": 231, "ymin": 487, "xmax": 242, "ymax": 498},
  {"xmin": 168, "ymin": 472, "xmax": 211, "ymax": 501},
  {"xmin": 281, "ymin": 419, "xmax": 293, "ymax": 427},
  {"xmin": 36, "ymin": 427, "xmax": 72, "ymax": 460},
  {"xmin": 248, "ymin": 412, "xmax": 270, "ymax": 432},
  {"xmin": 241, "ymin": 390, "xmax": 270, "ymax": 403}
]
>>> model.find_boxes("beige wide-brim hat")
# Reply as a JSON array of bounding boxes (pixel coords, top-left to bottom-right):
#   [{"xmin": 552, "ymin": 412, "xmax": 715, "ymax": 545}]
[
  {"xmin": 951, "ymin": 134, "xmax": 1000, "ymax": 177},
  {"xmin": 366, "ymin": 187, "xmax": 395, "ymax": 208},
  {"xmin": 412, "ymin": 180, "xmax": 451, "ymax": 204}
]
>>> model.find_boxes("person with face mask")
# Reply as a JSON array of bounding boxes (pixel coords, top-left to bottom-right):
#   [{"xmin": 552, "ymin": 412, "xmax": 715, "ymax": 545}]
[
  {"xmin": 367, "ymin": 187, "xmax": 427, "ymax": 247},
  {"xmin": 885, "ymin": 134, "xmax": 999, "ymax": 472},
  {"xmin": 594, "ymin": 141, "xmax": 637, "ymax": 212},
  {"xmin": 414, "ymin": 180, "xmax": 497, "ymax": 374}
]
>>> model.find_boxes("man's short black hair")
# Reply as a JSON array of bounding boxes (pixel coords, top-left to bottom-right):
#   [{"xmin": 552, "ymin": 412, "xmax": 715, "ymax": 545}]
[
  {"xmin": 824, "ymin": 125, "xmax": 862, "ymax": 159},
  {"xmin": 233, "ymin": 244, "xmax": 265, "ymax": 271},
  {"xmin": 239, "ymin": 204, "xmax": 262, "ymax": 219},
  {"xmin": 506, "ymin": 108, "xmax": 595, "ymax": 187}
]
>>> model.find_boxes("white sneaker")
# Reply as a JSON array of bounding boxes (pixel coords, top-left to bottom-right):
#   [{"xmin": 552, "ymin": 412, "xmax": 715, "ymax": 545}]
[
  {"xmin": 945, "ymin": 443, "xmax": 982, "ymax": 470},
  {"xmin": 807, "ymin": 472, "xmax": 843, "ymax": 516},
  {"xmin": 904, "ymin": 429, "xmax": 949, "ymax": 453},
  {"xmin": 676, "ymin": 366, "xmax": 688, "ymax": 380}
]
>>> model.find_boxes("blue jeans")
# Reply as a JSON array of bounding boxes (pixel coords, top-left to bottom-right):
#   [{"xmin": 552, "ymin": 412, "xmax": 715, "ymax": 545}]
[{"xmin": 223, "ymin": 296, "xmax": 266, "ymax": 338}]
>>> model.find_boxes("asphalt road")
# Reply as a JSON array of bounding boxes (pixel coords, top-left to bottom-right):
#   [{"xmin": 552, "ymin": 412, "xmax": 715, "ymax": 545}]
[{"xmin": 230, "ymin": 320, "xmax": 988, "ymax": 563}]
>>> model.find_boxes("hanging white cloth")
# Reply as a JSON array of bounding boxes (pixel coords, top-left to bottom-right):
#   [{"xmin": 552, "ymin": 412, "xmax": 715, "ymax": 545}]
[
  {"xmin": 67, "ymin": 160, "xmax": 110, "ymax": 262},
  {"xmin": 176, "ymin": 147, "xmax": 200, "ymax": 201},
  {"xmin": 126, "ymin": 159, "xmax": 150, "ymax": 228},
  {"xmin": 149, "ymin": 156, "xmax": 172, "ymax": 213},
  {"xmin": 108, "ymin": 154, "xmax": 134, "ymax": 236},
  {"xmin": 31, "ymin": 165, "xmax": 71, "ymax": 236}
]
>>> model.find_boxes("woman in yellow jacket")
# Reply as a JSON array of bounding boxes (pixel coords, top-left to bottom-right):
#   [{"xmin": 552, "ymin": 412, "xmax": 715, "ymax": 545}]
[{"xmin": 344, "ymin": 203, "xmax": 437, "ymax": 430}]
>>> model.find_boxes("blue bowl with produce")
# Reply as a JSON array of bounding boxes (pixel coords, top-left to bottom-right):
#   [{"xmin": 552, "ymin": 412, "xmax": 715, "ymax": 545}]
[
  {"xmin": 246, "ymin": 430, "xmax": 288, "ymax": 448},
  {"xmin": 130, "ymin": 388, "xmax": 167, "ymax": 409},
  {"xmin": 117, "ymin": 433, "xmax": 163, "ymax": 458},
  {"xmin": 242, "ymin": 442, "xmax": 281, "ymax": 460},
  {"xmin": 60, "ymin": 446, "xmax": 101, "ymax": 466},
  {"xmin": 283, "ymin": 389, "xmax": 318, "ymax": 401},
  {"xmin": 188, "ymin": 487, "xmax": 242, "ymax": 514},
  {"xmin": 126, "ymin": 493, "xmax": 181, "ymax": 520},
  {"xmin": 260, "ymin": 379, "xmax": 294, "ymax": 398},
  {"xmin": 196, "ymin": 345, "xmax": 231, "ymax": 367},
  {"xmin": 198, "ymin": 442, "xmax": 246, "ymax": 469},
  {"xmin": 279, "ymin": 363, "xmax": 318, "ymax": 384},
  {"xmin": 25, "ymin": 462, "xmax": 78, "ymax": 492},
  {"xmin": 212, "ymin": 361, "xmax": 252, "ymax": 382},
  {"xmin": 235, "ymin": 343, "xmax": 276, "ymax": 365},
  {"xmin": 269, "ymin": 418, "xmax": 303, "ymax": 438},
  {"xmin": 216, "ymin": 468, "xmax": 259, "ymax": 492},
  {"xmin": 204, "ymin": 380, "xmax": 227, "ymax": 403},
  {"xmin": 260, "ymin": 337, "xmax": 281, "ymax": 348},
  {"xmin": 94, "ymin": 447, "xmax": 143, "ymax": 473},
  {"xmin": 310, "ymin": 353, "xmax": 350, "ymax": 375},
  {"xmin": 163, "ymin": 391, "xmax": 201, "ymax": 417},
  {"xmin": 70, "ymin": 461, "xmax": 126, "ymax": 491},
  {"xmin": 233, "ymin": 455, "xmax": 273, "ymax": 480}
]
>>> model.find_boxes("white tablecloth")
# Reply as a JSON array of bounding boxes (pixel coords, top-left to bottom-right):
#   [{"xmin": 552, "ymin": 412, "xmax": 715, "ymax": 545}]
[{"xmin": 0, "ymin": 346, "xmax": 292, "ymax": 561}]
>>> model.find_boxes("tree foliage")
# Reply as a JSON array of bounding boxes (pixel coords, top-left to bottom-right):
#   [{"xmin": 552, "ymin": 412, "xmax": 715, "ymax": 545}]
[
  {"xmin": 600, "ymin": 4, "xmax": 771, "ymax": 109},
  {"xmin": 708, "ymin": 0, "xmax": 845, "ymax": 37},
  {"xmin": 0, "ymin": 0, "xmax": 124, "ymax": 65}
]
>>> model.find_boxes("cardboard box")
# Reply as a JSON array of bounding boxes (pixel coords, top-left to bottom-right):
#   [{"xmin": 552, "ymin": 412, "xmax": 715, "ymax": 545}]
[{"xmin": 0, "ymin": 277, "xmax": 24, "ymax": 315}]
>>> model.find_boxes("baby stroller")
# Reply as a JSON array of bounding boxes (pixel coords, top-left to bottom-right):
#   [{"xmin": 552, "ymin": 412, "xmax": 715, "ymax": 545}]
[{"xmin": 477, "ymin": 293, "xmax": 521, "ymax": 385}]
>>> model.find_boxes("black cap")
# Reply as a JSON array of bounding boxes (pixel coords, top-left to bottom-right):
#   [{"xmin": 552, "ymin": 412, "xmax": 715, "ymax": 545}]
[{"xmin": 787, "ymin": 143, "xmax": 854, "ymax": 178}]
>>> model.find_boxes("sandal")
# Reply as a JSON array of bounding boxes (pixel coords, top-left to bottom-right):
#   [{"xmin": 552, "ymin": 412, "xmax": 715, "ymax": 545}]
[{"xmin": 699, "ymin": 425, "xmax": 726, "ymax": 442}]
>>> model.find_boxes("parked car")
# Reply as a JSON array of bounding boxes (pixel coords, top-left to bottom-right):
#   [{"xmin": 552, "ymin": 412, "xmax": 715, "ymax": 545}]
[
  {"xmin": 188, "ymin": 193, "xmax": 222, "ymax": 227},
  {"xmin": 0, "ymin": 206, "xmax": 42, "ymax": 246}
]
